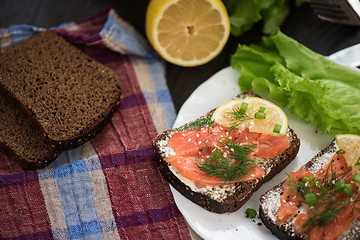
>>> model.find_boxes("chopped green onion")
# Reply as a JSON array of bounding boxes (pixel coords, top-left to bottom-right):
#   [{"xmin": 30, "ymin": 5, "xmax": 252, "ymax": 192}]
[
  {"xmin": 245, "ymin": 208, "xmax": 257, "ymax": 218},
  {"xmin": 334, "ymin": 179, "xmax": 345, "ymax": 192},
  {"xmin": 353, "ymin": 173, "xmax": 360, "ymax": 183},
  {"xmin": 316, "ymin": 187, "xmax": 327, "ymax": 196},
  {"xmin": 273, "ymin": 124, "xmax": 281, "ymax": 133},
  {"xmin": 336, "ymin": 149, "xmax": 346, "ymax": 154},
  {"xmin": 357, "ymin": 157, "xmax": 360, "ymax": 166},
  {"xmin": 305, "ymin": 192, "xmax": 318, "ymax": 205},
  {"xmin": 240, "ymin": 102, "xmax": 248, "ymax": 112},
  {"xmin": 343, "ymin": 184, "xmax": 353, "ymax": 197},
  {"xmin": 312, "ymin": 179, "xmax": 322, "ymax": 188},
  {"xmin": 254, "ymin": 112, "xmax": 266, "ymax": 119},
  {"xmin": 211, "ymin": 149, "xmax": 223, "ymax": 159},
  {"xmin": 302, "ymin": 175, "xmax": 315, "ymax": 183},
  {"xmin": 254, "ymin": 106, "xmax": 266, "ymax": 119}
]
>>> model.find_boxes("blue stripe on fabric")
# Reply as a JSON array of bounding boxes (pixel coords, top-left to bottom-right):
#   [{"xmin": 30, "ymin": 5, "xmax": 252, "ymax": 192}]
[
  {"xmin": 99, "ymin": 147, "xmax": 154, "ymax": 169},
  {"xmin": 56, "ymin": 171, "xmax": 99, "ymax": 225},
  {"xmin": 102, "ymin": 10, "xmax": 151, "ymax": 58},
  {"xmin": 6, "ymin": 230, "xmax": 53, "ymax": 240},
  {"xmin": 49, "ymin": 203, "xmax": 180, "ymax": 239},
  {"xmin": 52, "ymin": 218, "xmax": 117, "ymax": 240},
  {"xmin": 9, "ymin": 25, "xmax": 44, "ymax": 45},
  {"xmin": 161, "ymin": 102, "xmax": 179, "ymax": 122},
  {"xmin": 52, "ymin": 228, "xmax": 69, "ymax": 240},
  {"xmin": 38, "ymin": 153, "xmax": 101, "ymax": 181},
  {"xmin": 85, "ymin": 156, "xmax": 103, "ymax": 172},
  {"xmin": 157, "ymin": 89, "xmax": 173, "ymax": 103},
  {"xmin": 53, "ymin": 160, "xmax": 88, "ymax": 179},
  {"xmin": 144, "ymin": 57, "xmax": 176, "ymax": 128},
  {"xmin": 68, "ymin": 220, "xmax": 103, "ymax": 240},
  {"xmin": 49, "ymin": 149, "xmax": 103, "ymax": 237},
  {"xmin": 115, "ymin": 203, "xmax": 181, "ymax": 229},
  {"xmin": 38, "ymin": 167, "xmax": 55, "ymax": 180},
  {"xmin": 144, "ymin": 57, "xmax": 168, "ymax": 91},
  {"xmin": 99, "ymin": 218, "xmax": 117, "ymax": 232},
  {"xmin": 0, "ymin": 171, "xmax": 38, "ymax": 188}
]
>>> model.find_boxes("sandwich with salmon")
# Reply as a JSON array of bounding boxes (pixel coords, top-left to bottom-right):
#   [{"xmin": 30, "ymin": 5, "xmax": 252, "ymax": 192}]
[
  {"xmin": 259, "ymin": 134, "xmax": 360, "ymax": 239},
  {"xmin": 154, "ymin": 90, "xmax": 300, "ymax": 213}
]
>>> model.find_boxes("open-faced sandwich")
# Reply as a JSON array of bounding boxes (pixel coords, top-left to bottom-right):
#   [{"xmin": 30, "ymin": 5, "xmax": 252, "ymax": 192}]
[
  {"xmin": 154, "ymin": 90, "xmax": 300, "ymax": 213},
  {"xmin": 260, "ymin": 134, "xmax": 360, "ymax": 239}
]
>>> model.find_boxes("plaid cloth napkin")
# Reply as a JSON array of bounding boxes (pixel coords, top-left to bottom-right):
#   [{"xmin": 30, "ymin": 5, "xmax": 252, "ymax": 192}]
[{"xmin": 0, "ymin": 8, "xmax": 194, "ymax": 240}]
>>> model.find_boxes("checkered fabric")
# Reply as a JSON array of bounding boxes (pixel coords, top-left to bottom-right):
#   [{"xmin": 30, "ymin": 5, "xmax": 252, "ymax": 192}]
[{"xmin": 0, "ymin": 8, "xmax": 192, "ymax": 240}]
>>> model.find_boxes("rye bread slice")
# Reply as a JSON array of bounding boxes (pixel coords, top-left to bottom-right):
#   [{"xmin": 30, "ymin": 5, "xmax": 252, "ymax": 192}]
[
  {"xmin": 154, "ymin": 90, "xmax": 300, "ymax": 213},
  {"xmin": 259, "ymin": 140, "xmax": 360, "ymax": 240},
  {"xmin": 0, "ymin": 31, "xmax": 121, "ymax": 149},
  {"xmin": 0, "ymin": 92, "xmax": 60, "ymax": 169}
]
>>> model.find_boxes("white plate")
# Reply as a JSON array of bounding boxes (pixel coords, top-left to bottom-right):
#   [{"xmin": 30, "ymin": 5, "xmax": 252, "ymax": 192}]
[{"xmin": 170, "ymin": 46, "xmax": 359, "ymax": 240}]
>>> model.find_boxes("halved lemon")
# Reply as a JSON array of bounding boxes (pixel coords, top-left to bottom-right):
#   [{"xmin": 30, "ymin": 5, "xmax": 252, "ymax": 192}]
[
  {"xmin": 336, "ymin": 134, "xmax": 360, "ymax": 178},
  {"xmin": 211, "ymin": 97, "xmax": 288, "ymax": 136},
  {"xmin": 145, "ymin": 0, "xmax": 230, "ymax": 67}
]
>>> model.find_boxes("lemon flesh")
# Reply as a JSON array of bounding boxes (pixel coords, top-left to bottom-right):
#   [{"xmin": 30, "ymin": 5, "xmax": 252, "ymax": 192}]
[
  {"xmin": 146, "ymin": 0, "xmax": 230, "ymax": 67},
  {"xmin": 336, "ymin": 134, "xmax": 360, "ymax": 181},
  {"xmin": 211, "ymin": 97, "xmax": 288, "ymax": 136}
]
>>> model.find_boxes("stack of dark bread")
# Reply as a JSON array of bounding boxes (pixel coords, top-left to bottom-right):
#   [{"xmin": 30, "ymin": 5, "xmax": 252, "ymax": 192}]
[{"xmin": 0, "ymin": 31, "xmax": 122, "ymax": 169}]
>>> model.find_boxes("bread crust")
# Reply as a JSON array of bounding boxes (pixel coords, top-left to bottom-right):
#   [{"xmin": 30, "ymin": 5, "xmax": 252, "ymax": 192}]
[
  {"xmin": 259, "ymin": 140, "xmax": 360, "ymax": 240},
  {"xmin": 154, "ymin": 90, "xmax": 300, "ymax": 213},
  {"xmin": 0, "ymin": 142, "xmax": 61, "ymax": 170},
  {"xmin": 0, "ymin": 31, "xmax": 122, "ymax": 150},
  {"xmin": 0, "ymin": 89, "xmax": 60, "ymax": 169},
  {"xmin": 0, "ymin": 31, "xmax": 122, "ymax": 169}
]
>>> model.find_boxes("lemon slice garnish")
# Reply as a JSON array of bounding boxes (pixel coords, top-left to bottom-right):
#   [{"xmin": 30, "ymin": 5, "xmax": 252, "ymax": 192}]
[
  {"xmin": 336, "ymin": 134, "xmax": 360, "ymax": 181},
  {"xmin": 211, "ymin": 97, "xmax": 288, "ymax": 136}
]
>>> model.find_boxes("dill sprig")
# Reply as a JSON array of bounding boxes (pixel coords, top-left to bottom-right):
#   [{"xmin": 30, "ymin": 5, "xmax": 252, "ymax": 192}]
[
  {"xmin": 301, "ymin": 196, "xmax": 359, "ymax": 230},
  {"xmin": 287, "ymin": 161, "xmax": 337, "ymax": 198},
  {"xmin": 286, "ymin": 160, "xmax": 360, "ymax": 231},
  {"xmin": 180, "ymin": 105, "xmax": 251, "ymax": 133},
  {"xmin": 179, "ymin": 114, "xmax": 214, "ymax": 131},
  {"xmin": 300, "ymin": 174, "xmax": 360, "ymax": 229},
  {"xmin": 286, "ymin": 173, "xmax": 308, "ymax": 197},
  {"xmin": 196, "ymin": 137, "xmax": 259, "ymax": 184},
  {"xmin": 227, "ymin": 107, "xmax": 252, "ymax": 132}
]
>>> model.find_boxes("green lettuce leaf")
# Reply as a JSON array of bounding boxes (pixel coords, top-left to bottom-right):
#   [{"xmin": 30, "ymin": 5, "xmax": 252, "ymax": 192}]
[
  {"xmin": 224, "ymin": 0, "xmax": 309, "ymax": 36},
  {"xmin": 231, "ymin": 30, "xmax": 360, "ymax": 135}
]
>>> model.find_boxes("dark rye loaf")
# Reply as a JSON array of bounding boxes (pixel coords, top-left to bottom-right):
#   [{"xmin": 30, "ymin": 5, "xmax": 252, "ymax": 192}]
[
  {"xmin": 154, "ymin": 90, "xmax": 300, "ymax": 213},
  {"xmin": 259, "ymin": 140, "xmax": 360, "ymax": 240},
  {"xmin": 0, "ymin": 93, "xmax": 60, "ymax": 169},
  {"xmin": 0, "ymin": 31, "xmax": 122, "ymax": 149}
]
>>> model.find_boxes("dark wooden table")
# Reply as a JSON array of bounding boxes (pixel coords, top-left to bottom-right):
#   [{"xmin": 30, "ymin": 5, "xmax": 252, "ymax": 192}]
[{"xmin": 1, "ymin": 0, "xmax": 360, "ymax": 113}]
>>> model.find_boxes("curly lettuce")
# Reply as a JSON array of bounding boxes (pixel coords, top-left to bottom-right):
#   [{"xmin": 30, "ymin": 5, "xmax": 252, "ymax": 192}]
[
  {"xmin": 224, "ymin": 0, "xmax": 309, "ymax": 36},
  {"xmin": 231, "ymin": 30, "xmax": 360, "ymax": 135}
]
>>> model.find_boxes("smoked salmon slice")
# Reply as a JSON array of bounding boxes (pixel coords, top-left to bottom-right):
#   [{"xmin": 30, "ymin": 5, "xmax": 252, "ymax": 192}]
[
  {"xmin": 165, "ymin": 123, "xmax": 289, "ymax": 188},
  {"xmin": 277, "ymin": 167, "xmax": 313, "ymax": 225},
  {"xmin": 254, "ymin": 133, "xmax": 290, "ymax": 159},
  {"xmin": 166, "ymin": 155, "xmax": 265, "ymax": 188},
  {"xmin": 277, "ymin": 153, "xmax": 360, "ymax": 240}
]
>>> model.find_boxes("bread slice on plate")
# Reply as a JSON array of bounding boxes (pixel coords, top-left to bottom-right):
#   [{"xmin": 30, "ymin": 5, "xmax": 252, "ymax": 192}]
[
  {"xmin": 0, "ymin": 31, "xmax": 122, "ymax": 149},
  {"xmin": 259, "ymin": 137, "xmax": 360, "ymax": 239},
  {"xmin": 154, "ymin": 90, "xmax": 300, "ymax": 213}
]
